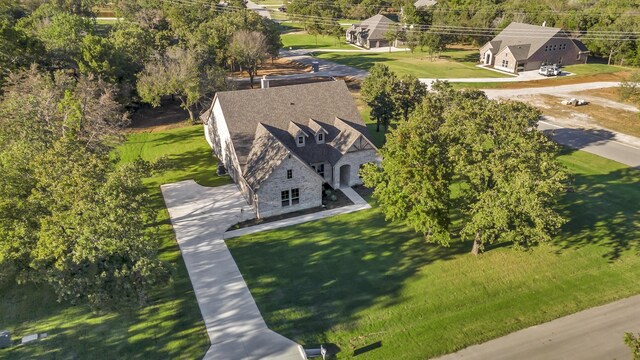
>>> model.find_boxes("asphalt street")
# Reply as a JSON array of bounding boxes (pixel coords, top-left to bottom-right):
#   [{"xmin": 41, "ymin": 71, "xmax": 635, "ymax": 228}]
[{"xmin": 435, "ymin": 294, "xmax": 640, "ymax": 360}]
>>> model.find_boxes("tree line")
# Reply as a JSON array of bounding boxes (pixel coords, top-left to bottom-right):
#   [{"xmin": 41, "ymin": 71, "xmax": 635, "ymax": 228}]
[
  {"xmin": 1, "ymin": 0, "xmax": 283, "ymax": 116},
  {"xmin": 286, "ymin": 0, "xmax": 640, "ymax": 66}
]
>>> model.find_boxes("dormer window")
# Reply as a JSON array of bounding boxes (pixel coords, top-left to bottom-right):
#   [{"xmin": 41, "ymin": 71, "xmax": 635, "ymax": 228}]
[
  {"xmin": 297, "ymin": 136, "xmax": 305, "ymax": 147},
  {"xmin": 317, "ymin": 133, "xmax": 324, "ymax": 143}
]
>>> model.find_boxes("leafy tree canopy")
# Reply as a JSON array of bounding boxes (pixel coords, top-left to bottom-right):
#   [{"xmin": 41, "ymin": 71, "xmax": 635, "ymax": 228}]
[{"xmin": 362, "ymin": 82, "xmax": 568, "ymax": 255}]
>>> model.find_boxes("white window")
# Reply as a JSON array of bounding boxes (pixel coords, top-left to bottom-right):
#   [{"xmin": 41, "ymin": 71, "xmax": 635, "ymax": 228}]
[
  {"xmin": 281, "ymin": 190, "xmax": 290, "ymax": 207},
  {"xmin": 297, "ymin": 136, "xmax": 304, "ymax": 145},
  {"xmin": 318, "ymin": 133, "xmax": 324, "ymax": 142},
  {"xmin": 281, "ymin": 189, "xmax": 300, "ymax": 207},
  {"xmin": 501, "ymin": 59, "xmax": 509, "ymax": 68},
  {"xmin": 287, "ymin": 169, "xmax": 292, "ymax": 179}
]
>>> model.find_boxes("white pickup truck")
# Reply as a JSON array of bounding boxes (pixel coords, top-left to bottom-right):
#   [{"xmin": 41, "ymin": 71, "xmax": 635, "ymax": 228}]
[{"xmin": 539, "ymin": 65, "xmax": 562, "ymax": 76}]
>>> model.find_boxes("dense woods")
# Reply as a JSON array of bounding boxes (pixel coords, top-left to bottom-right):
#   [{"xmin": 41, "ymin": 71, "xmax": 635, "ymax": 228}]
[{"xmin": 0, "ymin": 0, "xmax": 282, "ymax": 309}]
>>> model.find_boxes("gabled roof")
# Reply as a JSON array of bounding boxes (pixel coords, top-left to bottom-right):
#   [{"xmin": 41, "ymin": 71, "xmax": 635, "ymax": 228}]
[
  {"xmin": 503, "ymin": 44, "xmax": 531, "ymax": 61},
  {"xmin": 242, "ymin": 123, "xmax": 291, "ymax": 189},
  {"xmin": 572, "ymin": 38, "xmax": 590, "ymax": 52},
  {"xmin": 308, "ymin": 118, "xmax": 328, "ymax": 134},
  {"xmin": 213, "ymin": 80, "xmax": 377, "ymax": 188},
  {"xmin": 288, "ymin": 121, "xmax": 309, "ymax": 138},
  {"xmin": 487, "ymin": 22, "xmax": 584, "ymax": 59},
  {"xmin": 242, "ymin": 124, "xmax": 323, "ymax": 190},
  {"xmin": 350, "ymin": 14, "xmax": 397, "ymax": 41}
]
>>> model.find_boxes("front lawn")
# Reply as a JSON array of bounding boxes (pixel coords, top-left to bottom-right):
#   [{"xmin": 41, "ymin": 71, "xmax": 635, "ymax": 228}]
[
  {"xmin": 563, "ymin": 63, "xmax": 629, "ymax": 76},
  {"xmin": 282, "ymin": 33, "xmax": 353, "ymax": 50},
  {"xmin": 316, "ymin": 49, "xmax": 511, "ymax": 78},
  {"xmin": 0, "ymin": 125, "xmax": 227, "ymax": 359},
  {"xmin": 227, "ymin": 150, "xmax": 640, "ymax": 359}
]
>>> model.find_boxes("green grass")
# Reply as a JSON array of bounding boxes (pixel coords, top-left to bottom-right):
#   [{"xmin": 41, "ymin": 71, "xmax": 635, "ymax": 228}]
[
  {"xmin": 227, "ymin": 150, "xmax": 640, "ymax": 359},
  {"xmin": 563, "ymin": 63, "xmax": 629, "ymax": 76},
  {"xmin": 0, "ymin": 125, "xmax": 229, "ymax": 359},
  {"xmin": 282, "ymin": 33, "xmax": 353, "ymax": 50},
  {"xmin": 316, "ymin": 49, "xmax": 511, "ymax": 78}
]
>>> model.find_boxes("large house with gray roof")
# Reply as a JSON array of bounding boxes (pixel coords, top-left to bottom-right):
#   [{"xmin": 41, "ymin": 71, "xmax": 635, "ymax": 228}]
[
  {"xmin": 202, "ymin": 80, "xmax": 379, "ymax": 218},
  {"xmin": 479, "ymin": 22, "xmax": 590, "ymax": 74},
  {"xmin": 346, "ymin": 14, "xmax": 398, "ymax": 49}
]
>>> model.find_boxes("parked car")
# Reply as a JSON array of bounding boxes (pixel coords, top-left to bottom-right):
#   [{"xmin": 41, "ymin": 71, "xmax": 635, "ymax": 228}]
[{"xmin": 539, "ymin": 64, "xmax": 562, "ymax": 76}]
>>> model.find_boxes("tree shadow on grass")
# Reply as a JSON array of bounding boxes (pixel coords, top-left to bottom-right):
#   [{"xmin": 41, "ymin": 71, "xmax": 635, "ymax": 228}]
[
  {"xmin": 227, "ymin": 208, "xmax": 468, "ymax": 352},
  {"xmin": 0, "ymin": 271, "xmax": 208, "ymax": 360},
  {"xmin": 554, "ymin": 161, "xmax": 640, "ymax": 261}
]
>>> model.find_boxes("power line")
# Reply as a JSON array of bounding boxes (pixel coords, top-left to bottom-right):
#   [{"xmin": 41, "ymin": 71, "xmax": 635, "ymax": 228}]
[{"xmin": 155, "ymin": 0, "xmax": 640, "ymax": 41}]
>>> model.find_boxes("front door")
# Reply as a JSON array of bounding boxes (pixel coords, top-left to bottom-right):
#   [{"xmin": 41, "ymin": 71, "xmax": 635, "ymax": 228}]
[{"xmin": 339, "ymin": 164, "xmax": 351, "ymax": 188}]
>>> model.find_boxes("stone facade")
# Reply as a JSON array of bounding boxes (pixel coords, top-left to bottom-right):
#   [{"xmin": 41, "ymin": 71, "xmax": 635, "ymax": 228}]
[
  {"xmin": 204, "ymin": 104, "xmax": 255, "ymax": 206},
  {"xmin": 255, "ymin": 155, "xmax": 323, "ymax": 218},
  {"xmin": 332, "ymin": 149, "xmax": 379, "ymax": 188}
]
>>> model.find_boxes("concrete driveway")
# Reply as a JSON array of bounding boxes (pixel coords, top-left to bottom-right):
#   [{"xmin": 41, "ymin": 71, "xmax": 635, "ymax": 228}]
[{"xmin": 161, "ymin": 180, "xmax": 305, "ymax": 360}]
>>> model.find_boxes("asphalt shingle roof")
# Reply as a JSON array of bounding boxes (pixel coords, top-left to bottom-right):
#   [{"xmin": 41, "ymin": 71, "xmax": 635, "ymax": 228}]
[
  {"xmin": 213, "ymin": 81, "xmax": 375, "ymax": 188},
  {"xmin": 350, "ymin": 14, "xmax": 397, "ymax": 42},
  {"xmin": 491, "ymin": 22, "xmax": 581, "ymax": 58}
]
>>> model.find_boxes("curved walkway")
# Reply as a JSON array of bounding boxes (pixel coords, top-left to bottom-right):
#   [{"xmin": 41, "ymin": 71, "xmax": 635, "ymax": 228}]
[{"xmin": 161, "ymin": 181, "xmax": 304, "ymax": 360}]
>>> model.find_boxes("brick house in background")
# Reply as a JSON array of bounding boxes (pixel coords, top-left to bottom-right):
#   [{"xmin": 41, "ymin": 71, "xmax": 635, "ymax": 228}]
[
  {"xmin": 346, "ymin": 14, "xmax": 398, "ymax": 48},
  {"xmin": 202, "ymin": 80, "xmax": 379, "ymax": 218},
  {"xmin": 479, "ymin": 22, "xmax": 590, "ymax": 74}
]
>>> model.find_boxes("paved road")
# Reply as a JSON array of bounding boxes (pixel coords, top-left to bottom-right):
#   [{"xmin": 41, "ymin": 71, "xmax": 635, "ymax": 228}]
[
  {"xmin": 483, "ymin": 82, "xmax": 622, "ymax": 97},
  {"xmin": 246, "ymin": 0, "xmax": 271, "ymax": 19},
  {"xmin": 483, "ymin": 82, "xmax": 640, "ymax": 167},
  {"xmin": 538, "ymin": 120, "xmax": 640, "ymax": 167},
  {"xmin": 161, "ymin": 181, "xmax": 305, "ymax": 360},
  {"xmin": 436, "ymin": 294, "xmax": 640, "ymax": 360}
]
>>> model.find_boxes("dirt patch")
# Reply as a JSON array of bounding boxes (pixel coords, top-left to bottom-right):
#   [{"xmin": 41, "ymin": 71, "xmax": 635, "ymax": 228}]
[
  {"xmin": 571, "ymin": 87, "xmax": 637, "ymax": 106},
  {"xmin": 128, "ymin": 100, "xmax": 193, "ymax": 133},
  {"xmin": 495, "ymin": 71, "xmax": 631, "ymax": 89},
  {"xmin": 525, "ymin": 94, "xmax": 640, "ymax": 137},
  {"xmin": 230, "ymin": 58, "xmax": 311, "ymax": 79}
]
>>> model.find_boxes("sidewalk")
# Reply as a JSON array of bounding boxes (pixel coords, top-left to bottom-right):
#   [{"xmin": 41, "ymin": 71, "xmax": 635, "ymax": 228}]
[
  {"xmin": 161, "ymin": 181, "xmax": 305, "ymax": 360},
  {"xmin": 436, "ymin": 294, "xmax": 640, "ymax": 360},
  {"xmin": 225, "ymin": 187, "xmax": 371, "ymax": 239}
]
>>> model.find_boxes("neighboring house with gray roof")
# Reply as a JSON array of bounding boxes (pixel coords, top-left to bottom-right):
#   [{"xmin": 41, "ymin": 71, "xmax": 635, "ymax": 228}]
[
  {"xmin": 479, "ymin": 22, "xmax": 590, "ymax": 74},
  {"xmin": 346, "ymin": 14, "xmax": 398, "ymax": 48},
  {"xmin": 202, "ymin": 80, "xmax": 379, "ymax": 218}
]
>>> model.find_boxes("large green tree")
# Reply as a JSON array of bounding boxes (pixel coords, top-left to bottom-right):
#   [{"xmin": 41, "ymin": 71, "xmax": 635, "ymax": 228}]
[
  {"xmin": 393, "ymin": 74, "xmax": 427, "ymax": 121},
  {"xmin": 362, "ymin": 83, "xmax": 568, "ymax": 255},
  {"xmin": 361, "ymin": 64, "xmax": 398, "ymax": 132},
  {"xmin": 0, "ymin": 67, "xmax": 168, "ymax": 309},
  {"xmin": 137, "ymin": 46, "xmax": 228, "ymax": 122}
]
